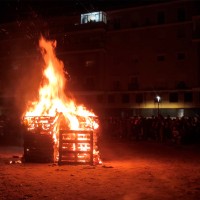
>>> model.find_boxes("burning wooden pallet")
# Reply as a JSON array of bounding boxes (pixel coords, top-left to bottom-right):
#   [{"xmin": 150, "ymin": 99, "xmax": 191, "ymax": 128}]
[
  {"xmin": 58, "ymin": 130, "xmax": 93, "ymax": 165},
  {"xmin": 23, "ymin": 116, "xmax": 96, "ymax": 165}
]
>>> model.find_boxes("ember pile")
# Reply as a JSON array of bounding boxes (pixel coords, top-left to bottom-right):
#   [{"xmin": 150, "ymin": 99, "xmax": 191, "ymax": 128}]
[{"xmin": 22, "ymin": 37, "xmax": 101, "ymax": 165}]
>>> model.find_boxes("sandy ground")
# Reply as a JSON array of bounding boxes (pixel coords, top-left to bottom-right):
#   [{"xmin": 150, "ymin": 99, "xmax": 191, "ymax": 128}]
[{"xmin": 0, "ymin": 140, "xmax": 200, "ymax": 200}]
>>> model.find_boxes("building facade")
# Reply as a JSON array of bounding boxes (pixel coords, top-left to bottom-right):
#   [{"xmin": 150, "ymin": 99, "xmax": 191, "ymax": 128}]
[{"xmin": 0, "ymin": 0, "xmax": 200, "ymax": 118}]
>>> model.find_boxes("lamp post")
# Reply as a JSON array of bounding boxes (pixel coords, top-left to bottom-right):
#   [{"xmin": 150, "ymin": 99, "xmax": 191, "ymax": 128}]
[{"xmin": 156, "ymin": 95, "xmax": 161, "ymax": 116}]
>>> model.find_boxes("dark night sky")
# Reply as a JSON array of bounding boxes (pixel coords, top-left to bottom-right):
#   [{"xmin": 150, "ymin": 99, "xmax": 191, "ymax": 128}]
[{"xmin": 0, "ymin": 0, "xmax": 172, "ymax": 24}]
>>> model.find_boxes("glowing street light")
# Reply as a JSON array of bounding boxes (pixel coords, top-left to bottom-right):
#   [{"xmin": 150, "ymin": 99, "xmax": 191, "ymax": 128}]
[{"xmin": 155, "ymin": 95, "xmax": 161, "ymax": 116}]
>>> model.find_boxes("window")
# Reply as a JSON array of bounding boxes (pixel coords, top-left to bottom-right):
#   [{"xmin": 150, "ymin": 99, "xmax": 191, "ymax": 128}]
[
  {"xmin": 81, "ymin": 11, "xmax": 107, "ymax": 24},
  {"xmin": 108, "ymin": 94, "xmax": 115, "ymax": 103},
  {"xmin": 157, "ymin": 11, "xmax": 165, "ymax": 24},
  {"xmin": 177, "ymin": 8, "xmax": 186, "ymax": 22},
  {"xmin": 169, "ymin": 92, "xmax": 178, "ymax": 102},
  {"xmin": 177, "ymin": 52, "xmax": 186, "ymax": 60},
  {"xmin": 184, "ymin": 92, "xmax": 193, "ymax": 102},
  {"xmin": 135, "ymin": 94, "xmax": 143, "ymax": 103},
  {"xmin": 85, "ymin": 60, "xmax": 95, "ymax": 67},
  {"xmin": 157, "ymin": 55, "xmax": 165, "ymax": 61},
  {"xmin": 122, "ymin": 94, "xmax": 130, "ymax": 104}
]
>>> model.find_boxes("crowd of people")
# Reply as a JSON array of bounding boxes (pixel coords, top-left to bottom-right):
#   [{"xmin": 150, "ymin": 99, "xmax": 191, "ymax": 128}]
[
  {"xmin": 1, "ymin": 112, "xmax": 200, "ymax": 146},
  {"xmin": 100, "ymin": 115, "xmax": 200, "ymax": 145}
]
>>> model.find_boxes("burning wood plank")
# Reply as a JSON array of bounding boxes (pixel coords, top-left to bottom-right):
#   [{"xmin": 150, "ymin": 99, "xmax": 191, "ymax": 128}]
[{"xmin": 58, "ymin": 130, "xmax": 93, "ymax": 165}]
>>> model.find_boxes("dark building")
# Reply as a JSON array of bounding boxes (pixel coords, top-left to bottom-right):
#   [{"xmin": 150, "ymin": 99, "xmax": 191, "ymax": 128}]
[{"xmin": 0, "ymin": 0, "xmax": 200, "ymax": 118}]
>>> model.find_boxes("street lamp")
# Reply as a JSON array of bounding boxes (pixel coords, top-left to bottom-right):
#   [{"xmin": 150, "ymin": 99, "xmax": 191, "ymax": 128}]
[{"xmin": 155, "ymin": 95, "xmax": 161, "ymax": 116}]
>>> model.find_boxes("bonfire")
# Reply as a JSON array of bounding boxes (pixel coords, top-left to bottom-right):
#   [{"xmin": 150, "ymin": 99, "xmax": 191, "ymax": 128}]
[{"xmin": 23, "ymin": 36, "xmax": 101, "ymax": 165}]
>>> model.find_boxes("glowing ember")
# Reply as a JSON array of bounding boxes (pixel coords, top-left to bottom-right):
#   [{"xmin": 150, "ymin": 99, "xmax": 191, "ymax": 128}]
[{"xmin": 23, "ymin": 36, "xmax": 101, "ymax": 164}]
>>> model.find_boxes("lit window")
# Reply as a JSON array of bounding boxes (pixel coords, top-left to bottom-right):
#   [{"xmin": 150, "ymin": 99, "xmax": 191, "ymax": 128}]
[{"xmin": 81, "ymin": 11, "xmax": 107, "ymax": 24}]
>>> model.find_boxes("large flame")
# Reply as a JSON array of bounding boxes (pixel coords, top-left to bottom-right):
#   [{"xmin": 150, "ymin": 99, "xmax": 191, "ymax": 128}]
[
  {"xmin": 23, "ymin": 36, "xmax": 100, "ymax": 163},
  {"xmin": 25, "ymin": 37, "xmax": 98, "ymax": 129}
]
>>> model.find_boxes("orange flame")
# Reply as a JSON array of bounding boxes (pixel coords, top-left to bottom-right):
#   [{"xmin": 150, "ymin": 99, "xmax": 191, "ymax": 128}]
[{"xmin": 25, "ymin": 36, "xmax": 98, "ymax": 129}]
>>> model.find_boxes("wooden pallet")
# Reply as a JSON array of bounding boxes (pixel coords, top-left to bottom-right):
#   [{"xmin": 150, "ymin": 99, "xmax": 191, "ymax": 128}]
[{"xmin": 58, "ymin": 130, "xmax": 93, "ymax": 165}]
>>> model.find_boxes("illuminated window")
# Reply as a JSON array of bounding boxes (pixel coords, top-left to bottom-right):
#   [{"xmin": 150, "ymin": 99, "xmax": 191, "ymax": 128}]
[{"xmin": 81, "ymin": 11, "xmax": 107, "ymax": 24}]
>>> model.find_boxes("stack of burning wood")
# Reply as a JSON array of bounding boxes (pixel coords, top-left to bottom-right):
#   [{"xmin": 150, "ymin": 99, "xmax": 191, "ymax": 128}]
[
  {"xmin": 59, "ymin": 129, "xmax": 93, "ymax": 165},
  {"xmin": 23, "ymin": 114, "xmax": 99, "ymax": 165}
]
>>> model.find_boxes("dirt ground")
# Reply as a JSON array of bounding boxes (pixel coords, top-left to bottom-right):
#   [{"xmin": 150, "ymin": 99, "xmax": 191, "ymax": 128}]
[{"xmin": 0, "ymin": 140, "xmax": 200, "ymax": 200}]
